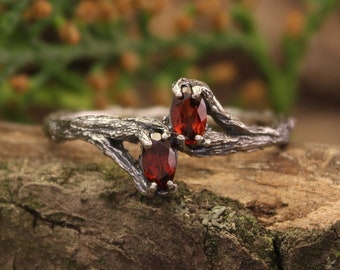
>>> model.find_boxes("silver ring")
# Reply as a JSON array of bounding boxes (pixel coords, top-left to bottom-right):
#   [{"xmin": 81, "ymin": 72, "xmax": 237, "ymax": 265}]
[{"xmin": 43, "ymin": 78, "xmax": 295, "ymax": 196}]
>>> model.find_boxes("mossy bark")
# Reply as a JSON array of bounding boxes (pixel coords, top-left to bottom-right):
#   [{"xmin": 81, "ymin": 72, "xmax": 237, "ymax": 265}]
[{"xmin": 0, "ymin": 122, "xmax": 339, "ymax": 269}]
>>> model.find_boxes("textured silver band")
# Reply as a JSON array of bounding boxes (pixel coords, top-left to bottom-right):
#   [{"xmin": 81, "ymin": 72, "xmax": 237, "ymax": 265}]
[{"xmin": 43, "ymin": 78, "xmax": 295, "ymax": 196}]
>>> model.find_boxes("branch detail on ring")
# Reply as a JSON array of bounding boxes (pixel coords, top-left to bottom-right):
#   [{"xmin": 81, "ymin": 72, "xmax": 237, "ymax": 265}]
[{"xmin": 43, "ymin": 78, "xmax": 295, "ymax": 196}]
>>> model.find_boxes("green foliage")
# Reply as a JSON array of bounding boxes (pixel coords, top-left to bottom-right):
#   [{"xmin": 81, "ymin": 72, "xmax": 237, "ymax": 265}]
[{"xmin": 0, "ymin": 0, "xmax": 338, "ymax": 121}]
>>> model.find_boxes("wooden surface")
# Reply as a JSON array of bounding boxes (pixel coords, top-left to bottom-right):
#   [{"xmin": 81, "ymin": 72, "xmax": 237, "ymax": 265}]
[
  {"xmin": 179, "ymin": 143, "xmax": 340, "ymax": 231},
  {"xmin": 0, "ymin": 122, "xmax": 339, "ymax": 269}
]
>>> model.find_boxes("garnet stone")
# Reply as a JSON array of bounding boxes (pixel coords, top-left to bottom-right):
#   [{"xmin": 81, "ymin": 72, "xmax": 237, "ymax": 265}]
[
  {"xmin": 170, "ymin": 92, "xmax": 207, "ymax": 145},
  {"xmin": 141, "ymin": 135, "xmax": 177, "ymax": 191}
]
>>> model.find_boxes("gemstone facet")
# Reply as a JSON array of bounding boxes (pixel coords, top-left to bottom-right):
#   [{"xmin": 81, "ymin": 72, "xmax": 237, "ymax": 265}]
[
  {"xmin": 170, "ymin": 92, "xmax": 207, "ymax": 145},
  {"xmin": 141, "ymin": 135, "xmax": 177, "ymax": 191}
]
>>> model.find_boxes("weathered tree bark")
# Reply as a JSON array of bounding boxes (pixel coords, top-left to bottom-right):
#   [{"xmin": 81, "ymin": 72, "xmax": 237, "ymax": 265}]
[{"xmin": 0, "ymin": 121, "xmax": 339, "ymax": 270}]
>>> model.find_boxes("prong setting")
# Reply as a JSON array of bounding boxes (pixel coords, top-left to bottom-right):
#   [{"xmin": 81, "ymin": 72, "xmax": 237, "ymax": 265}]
[
  {"xmin": 176, "ymin": 134, "xmax": 186, "ymax": 147},
  {"xmin": 194, "ymin": 135, "xmax": 204, "ymax": 145},
  {"xmin": 202, "ymin": 138, "xmax": 211, "ymax": 147},
  {"xmin": 141, "ymin": 139, "xmax": 153, "ymax": 149},
  {"xmin": 191, "ymin": 85, "xmax": 202, "ymax": 99},
  {"xmin": 146, "ymin": 182, "xmax": 158, "ymax": 196},
  {"xmin": 172, "ymin": 81, "xmax": 183, "ymax": 98},
  {"xmin": 167, "ymin": 180, "xmax": 178, "ymax": 193},
  {"xmin": 150, "ymin": 132, "xmax": 162, "ymax": 141},
  {"xmin": 181, "ymin": 85, "xmax": 191, "ymax": 95},
  {"xmin": 161, "ymin": 132, "xmax": 171, "ymax": 140}
]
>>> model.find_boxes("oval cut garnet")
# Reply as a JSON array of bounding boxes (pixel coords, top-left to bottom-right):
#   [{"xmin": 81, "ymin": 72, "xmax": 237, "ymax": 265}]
[
  {"xmin": 170, "ymin": 93, "xmax": 207, "ymax": 145},
  {"xmin": 141, "ymin": 139, "xmax": 177, "ymax": 191}
]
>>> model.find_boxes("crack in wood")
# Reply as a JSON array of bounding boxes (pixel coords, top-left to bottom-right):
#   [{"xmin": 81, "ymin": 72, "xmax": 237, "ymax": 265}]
[
  {"xmin": 272, "ymin": 235, "xmax": 284, "ymax": 270},
  {"xmin": 0, "ymin": 199, "xmax": 82, "ymax": 234}
]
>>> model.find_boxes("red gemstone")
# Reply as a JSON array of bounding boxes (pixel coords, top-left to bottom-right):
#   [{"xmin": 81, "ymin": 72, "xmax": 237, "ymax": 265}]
[
  {"xmin": 170, "ymin": 93, "xmax": 207, "ymax": 145},
  {"xmin": 141, "ymin": 139, "xmax": 177, "ymax": 191}
]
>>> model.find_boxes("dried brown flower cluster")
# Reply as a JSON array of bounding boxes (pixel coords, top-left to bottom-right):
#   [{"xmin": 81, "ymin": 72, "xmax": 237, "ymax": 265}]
[
  {"xmin": 284, "ymin": 9, "xmax": 306, "ymax": 38},
  {"xmin": 58, "ymin": 22, "xmax": 81, "ymax": 45},
  {"xmin": 23, "ymin": 0, "xmax": 52, "ymax": 21},
  {"xmin": 3, "ymin": 0, "xmax": 333, "ymax": 118},
  {"xmin": 175, "ymin": 0, "xmax": 230, "ymax": 34},
  {"xmin": 9, "ymin": 74, "xmax": 29, "ymax": 94}
]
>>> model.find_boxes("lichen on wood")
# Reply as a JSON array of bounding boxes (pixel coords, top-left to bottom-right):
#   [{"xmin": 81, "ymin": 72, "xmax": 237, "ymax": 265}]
[{"xmin": 0, "ymin": 122, "xmax": 339, "ymax": 269}]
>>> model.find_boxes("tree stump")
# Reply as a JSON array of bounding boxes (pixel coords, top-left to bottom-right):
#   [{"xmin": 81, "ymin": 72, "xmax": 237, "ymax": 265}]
[{"xmin": 0, "ymin": 122, "xmax": 339, "ymax": 270}]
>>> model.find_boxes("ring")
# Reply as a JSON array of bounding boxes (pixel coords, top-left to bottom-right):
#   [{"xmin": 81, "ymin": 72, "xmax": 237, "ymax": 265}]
[{"xmin": 43, "ymin": 78, "xmax": 295, "ymax": 196}]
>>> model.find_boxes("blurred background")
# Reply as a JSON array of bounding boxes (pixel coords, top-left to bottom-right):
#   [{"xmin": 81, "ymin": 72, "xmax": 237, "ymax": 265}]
[{"xmin": 0, "ymin": 0, "xmax": 339, "ymax": 144}]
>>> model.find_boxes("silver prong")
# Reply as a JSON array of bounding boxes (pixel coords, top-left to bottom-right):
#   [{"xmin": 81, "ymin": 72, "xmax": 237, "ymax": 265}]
[
  {"xmin": 176, "ymin": 134, "xmax": 186, "ymax": 147},
  {"xmin": 141, "ymin": 139, "xmax": 152, "ymax": 149},
  {"xmin": 181, "ymin": 86, "xmax": 191, "ymax": 95},
  {"xmin": 167, "ymin": 180, "xmax": 178, "ymax": 193},
  {"xmin": 161, "ymin": 132, "xmax": 170, "ymax": 140},
  {"xmin": 138, "ymin": 130, "xmax": 153, "ymax": 149},
  {"xmin": 150, "ymin": 132, "xmax": 162, "ymax": 141},
  {"xmin": 162, "ymin": 115, "xmax": 168, "ymax": 124},
  {"xmin": 202, "ymin": 138, "xmax": 211, "ymax": 147},
  {"xmin": 172, "ymin": 82, "xmax": 183, "ymax": 98},
  {"xmin": 191, "ymin": 85, "xmax": 202, "ymax": 99},
  {"xmin": 194, "ymin": 134, "xmax": 204, "ymax": 145},
  {"xmin": 146, "ymin": 182, "xmax": 157, "ymax": 196}
]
